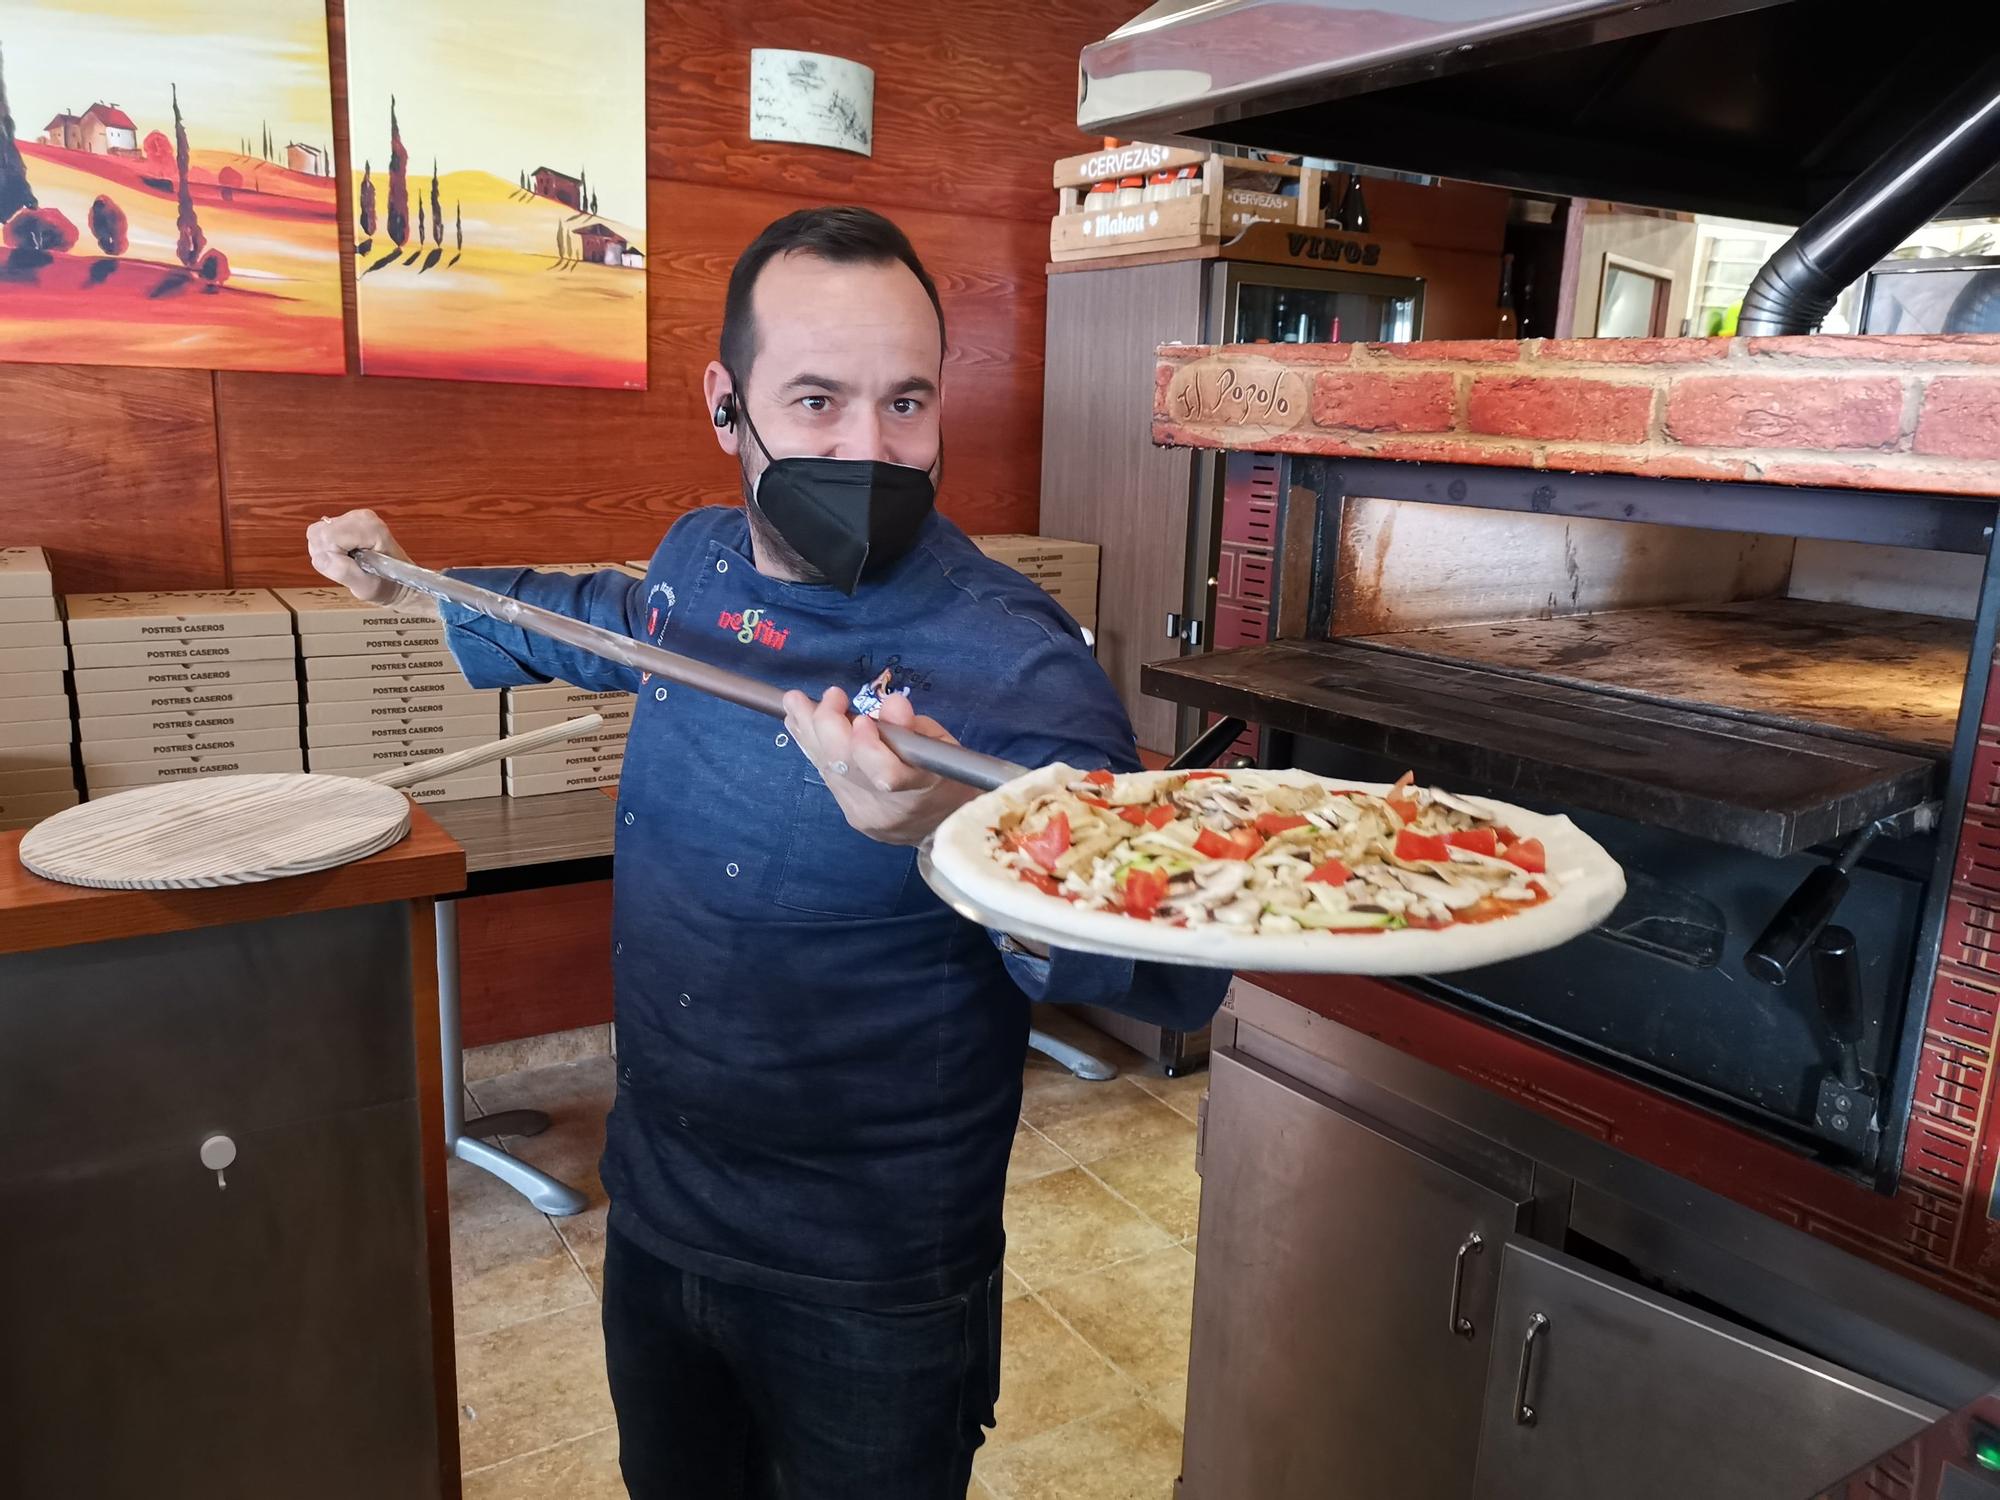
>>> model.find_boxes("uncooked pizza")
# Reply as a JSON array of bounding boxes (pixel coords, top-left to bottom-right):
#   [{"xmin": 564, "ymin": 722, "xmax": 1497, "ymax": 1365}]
[
  {"xmin": 924, "ymin": 765, "xmax": 1626, "ymax": 975},
  {"xmin": 989, "ymin": 768, "xmax": 1552, "ymax": 932}
]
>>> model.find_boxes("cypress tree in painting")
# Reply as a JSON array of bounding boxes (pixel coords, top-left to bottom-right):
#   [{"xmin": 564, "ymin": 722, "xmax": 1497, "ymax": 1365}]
[
  {"xmin": 172, "ymin": 83, "xmax": 205, "ymax": 270},
  {"xmin": 359, "ymin": 162, "xmax": 377, "ymax": 236},
  {"xmin": 386, "ymin": 97, "xmax": 409, "ymax": 246},
  {"xmin": 0, "ymin": 42, "xmax": 38, "ymax": 222},
  {"xmin": 429, "ymin": 160, "xmax": 442, "ymax": 251},
  {"xmin": 417, "ymin": 197, "xmax": 426, "ymax": 245},
  {"xmin": 454, "ymin": 201, "xmax": 462, "ymax": 250}
]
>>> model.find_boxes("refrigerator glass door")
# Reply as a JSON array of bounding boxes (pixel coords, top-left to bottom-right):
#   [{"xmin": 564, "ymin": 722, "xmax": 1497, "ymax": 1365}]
[{"xmin": 1232, "ymin": 280, "xmax": 1420, "ymax": 344}]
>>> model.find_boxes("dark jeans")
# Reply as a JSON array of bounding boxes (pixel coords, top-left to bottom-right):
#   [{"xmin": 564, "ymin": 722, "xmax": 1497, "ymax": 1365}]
[{"xmin": 601, "ymin": 1227, "xmax": 1003, "ymax": 1500}]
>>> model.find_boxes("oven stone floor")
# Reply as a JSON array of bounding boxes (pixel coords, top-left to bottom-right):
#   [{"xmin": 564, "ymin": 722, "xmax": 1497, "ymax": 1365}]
[{"xmin": 452, "ymin": 1006, "xmax": 1205, "ymax": 1499}]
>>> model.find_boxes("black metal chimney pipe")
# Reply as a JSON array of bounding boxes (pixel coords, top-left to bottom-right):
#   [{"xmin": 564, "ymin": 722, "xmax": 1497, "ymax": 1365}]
[{"xmin": 1737, "ymin": 57, "xmax": 2000, "ymax": 337}]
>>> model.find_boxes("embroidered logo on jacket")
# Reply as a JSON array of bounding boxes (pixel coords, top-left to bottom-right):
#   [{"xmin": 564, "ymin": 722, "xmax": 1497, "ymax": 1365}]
[{"xmin": 716, "ymin": 607, "xmax": 789, "ymax": 651}]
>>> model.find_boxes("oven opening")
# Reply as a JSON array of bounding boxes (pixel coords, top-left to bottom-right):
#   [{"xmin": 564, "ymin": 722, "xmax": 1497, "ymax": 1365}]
[{"xmin": 1332, "ymin": 496, "xmax": 1975, "ymax": 768}]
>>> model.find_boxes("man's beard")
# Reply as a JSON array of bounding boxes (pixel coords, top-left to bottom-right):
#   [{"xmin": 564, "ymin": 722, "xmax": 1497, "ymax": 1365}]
[{"xmin": 738, "ymin": 454, "xmax": 825, "ymax": 584}]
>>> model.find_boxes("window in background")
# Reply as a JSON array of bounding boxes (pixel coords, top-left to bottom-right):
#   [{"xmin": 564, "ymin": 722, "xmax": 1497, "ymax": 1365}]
[{"xmin": 1598, "ymin": 257, "xmax": 1670, "ymax": 338}]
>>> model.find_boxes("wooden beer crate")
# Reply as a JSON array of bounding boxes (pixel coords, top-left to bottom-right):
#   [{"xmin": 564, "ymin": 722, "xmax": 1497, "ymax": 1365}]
[{"xmin": 1051, "ymin": 143, "xmax": 1324, "ymax": 263}]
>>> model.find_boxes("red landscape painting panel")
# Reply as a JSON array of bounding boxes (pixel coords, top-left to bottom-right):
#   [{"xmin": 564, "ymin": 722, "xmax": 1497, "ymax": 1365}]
[
  {"xmin": 342, "ymin": 0, "xmax": 648, "ymax": 390},
  {"xmin": 0, "ymin": 3, "xmax": 344, "ymax": 375}
]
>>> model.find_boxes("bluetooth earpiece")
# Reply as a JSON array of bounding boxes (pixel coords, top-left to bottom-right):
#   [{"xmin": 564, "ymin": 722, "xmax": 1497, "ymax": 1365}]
[{"xmin": 713, "ymin": 392, "xmax": 737, "ymax": 429}]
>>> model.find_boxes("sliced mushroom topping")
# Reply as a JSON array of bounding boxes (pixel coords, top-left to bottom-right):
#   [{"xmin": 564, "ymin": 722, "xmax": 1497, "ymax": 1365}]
[
  {"xmin": 1100, "ymin": 781, "xmax": 1156, "ymax": 807},
  {"xmin": 1263, "ymin": 784, "xmax": 1326, "ymax": 814},
  {"xmin": 1388, "ymin": 868, "xmax": 1485, "ymax": 910},
  {"xmin": 1053, "ymin": 829, "xmax": 1119, "ymax": 878},
  {"xmin": 1212, "ymin": 895, "xmax": 1263, "ymax": 928},
  {"xmin": 1428, "ymin": 787, "xmax": 1497, "ymax": 820},
  {"xmin": 1306, "ymin": 883, "xmax": 1353, "ymax": 913},
  {"xmin": 1193, "ymin": 863, "xmax": 1252, "ymax": 898}
]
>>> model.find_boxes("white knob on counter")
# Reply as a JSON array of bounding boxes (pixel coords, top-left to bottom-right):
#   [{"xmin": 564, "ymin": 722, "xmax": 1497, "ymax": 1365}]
[{"xmin": 200, "ymin": 1134, "xmax": 237, "ymax": 1189}]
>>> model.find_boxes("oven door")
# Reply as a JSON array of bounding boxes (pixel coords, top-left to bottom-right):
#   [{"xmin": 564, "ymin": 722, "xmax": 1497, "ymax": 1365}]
[{"xmin": 1287, "ymin": 738, "xmax": 1930, "ymax": 1169}]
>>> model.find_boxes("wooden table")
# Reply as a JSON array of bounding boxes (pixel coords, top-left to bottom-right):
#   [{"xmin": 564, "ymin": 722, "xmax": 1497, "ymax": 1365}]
[
  {"xmin": 0, "ymin": 813, "xmax": 466, "ymax": 1500},
  {"xmin": 428, "ymin": 786, "xmax": 617, "ymax": 884}
]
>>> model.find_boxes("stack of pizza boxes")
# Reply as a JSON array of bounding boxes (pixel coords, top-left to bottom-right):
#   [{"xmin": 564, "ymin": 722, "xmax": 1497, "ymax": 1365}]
[
  {"xmin": 64, "ymin": 588, "xmax": 303, "ymax": 801},
  {"xmin": 972, "ymin": 536, "xmax": 1100, "ymax": 634},
  {"xmin": 501, "ymin": 563, "xmax": 641, "ymax": 798},
  {"xmin": 0, "ymin": 547, "xmax": 79, "ymax": 831},
  {"xmin": 276, "ymin": 587, "xmax": 502, "ymax": 807}
]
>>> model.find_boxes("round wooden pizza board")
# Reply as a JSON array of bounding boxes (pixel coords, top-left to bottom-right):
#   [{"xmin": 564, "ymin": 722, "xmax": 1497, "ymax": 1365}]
[{"xmin": 17, "ymin": 714, "xmax": 603, "ymax": 891}]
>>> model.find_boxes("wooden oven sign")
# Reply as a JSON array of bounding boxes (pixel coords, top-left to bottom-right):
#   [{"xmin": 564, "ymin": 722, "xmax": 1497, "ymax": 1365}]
[{"xmin": 1161, "ymin": 354, "xmax": 1311, "ymax": 442}]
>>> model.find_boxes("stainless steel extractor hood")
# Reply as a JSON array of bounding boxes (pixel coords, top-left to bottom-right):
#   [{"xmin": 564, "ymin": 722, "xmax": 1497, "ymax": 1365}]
[{"xmin": 1079, "ymin": 0, "xmax": 2000, "ymax": 224}]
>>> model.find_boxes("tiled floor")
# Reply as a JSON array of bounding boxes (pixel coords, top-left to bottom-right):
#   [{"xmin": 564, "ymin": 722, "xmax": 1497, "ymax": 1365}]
[{"xmin": 451, "ymin": 1007, "xmax": 1204, "ymax": 1499}]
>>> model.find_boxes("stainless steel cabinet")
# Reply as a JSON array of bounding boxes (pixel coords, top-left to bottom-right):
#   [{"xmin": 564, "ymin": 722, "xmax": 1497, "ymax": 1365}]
[
  {"xmin": 1472, "ymin": 1241, "xmax": 1938, "ymax": 1500},
  {"xmin": 1180, "ymin": 1050, "xmax": 1529, "ymax": 1500}
]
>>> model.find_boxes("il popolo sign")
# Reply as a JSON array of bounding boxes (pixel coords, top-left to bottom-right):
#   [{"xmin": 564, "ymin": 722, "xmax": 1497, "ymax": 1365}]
[{"xmin": 1161, "ymin": 355, "xmax": 1310, "ymax": 440}]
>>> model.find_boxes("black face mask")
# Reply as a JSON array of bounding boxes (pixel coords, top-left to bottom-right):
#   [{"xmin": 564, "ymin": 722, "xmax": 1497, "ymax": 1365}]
[{"xmin": 730, "ymin": 396, "xmax": 937, "ymax": 596}]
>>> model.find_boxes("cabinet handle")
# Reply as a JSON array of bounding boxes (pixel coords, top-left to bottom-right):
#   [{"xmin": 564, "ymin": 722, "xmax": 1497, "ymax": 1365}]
[
  {"xmin": 1447, "ymin": 1232, "xmax": 1483, "ymax": 1338},
  {"xmin": 1165, "ymin": 612, "xmax": 1185, "ymax": 640},
  {"xmin": 1514, "ymin": 1312, "xmax": 1549, "ymax": 1426},
  {"xmin": 1183, "ymin": 618, "xmax": 1205, "ymax": 648}
]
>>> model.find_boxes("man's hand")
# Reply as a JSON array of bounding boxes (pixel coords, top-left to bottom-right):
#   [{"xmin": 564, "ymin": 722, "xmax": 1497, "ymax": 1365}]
[
  {"xmin": 781, "ymin": 687, "xmax": 978, "ymax": 846},
  {"xmin": 305, "ymin": 509, "xmax": 415, "ymax": 606}
]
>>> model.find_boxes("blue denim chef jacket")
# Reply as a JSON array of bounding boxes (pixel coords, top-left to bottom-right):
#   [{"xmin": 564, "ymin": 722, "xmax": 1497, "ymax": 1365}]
[{"xmin": 442, "ymin": 507, "xmax": 1231, "ymax": 1307}]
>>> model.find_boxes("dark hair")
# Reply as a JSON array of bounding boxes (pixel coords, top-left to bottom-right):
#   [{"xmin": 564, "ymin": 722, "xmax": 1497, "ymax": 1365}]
[{"xmin": 720, "ymin": 206, "xmax": 945, "ymax": 385}]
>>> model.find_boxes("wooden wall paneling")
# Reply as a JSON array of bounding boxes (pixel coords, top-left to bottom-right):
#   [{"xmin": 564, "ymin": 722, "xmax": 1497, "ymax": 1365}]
[
  {"xmin": 1375, "ymin": 179, "xmax": 1512, "ymax": 340},
  {"xmin": 456, "ymin": 882, "xmax": 614, "ymax": 1049},
  {"xmin": 218, "ymin": 179, "xmax": 1048, "ymax": 583},
  {"xmin": 0, "ymin": 365, "xmax": 229, "ymax": 592},
  {"xmin": 644, "ymin": 0, "xmax": 1148, "ymax": 225}
]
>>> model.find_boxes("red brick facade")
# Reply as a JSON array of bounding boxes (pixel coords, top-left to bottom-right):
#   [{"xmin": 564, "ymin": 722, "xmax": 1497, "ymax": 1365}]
[
  {"xmin": 1155, "ymin": 333, "xmax": 2000, "ymax": 496},
  {"xmin": 1158, "ymin": 331, "xmax": 2000, "ymax": 1312}
]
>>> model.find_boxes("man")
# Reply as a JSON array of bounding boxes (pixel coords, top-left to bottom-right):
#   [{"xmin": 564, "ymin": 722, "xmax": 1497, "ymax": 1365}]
[{"xmin": 308, "ymin": 206, "xmax": 1229, "ymax": 1498}]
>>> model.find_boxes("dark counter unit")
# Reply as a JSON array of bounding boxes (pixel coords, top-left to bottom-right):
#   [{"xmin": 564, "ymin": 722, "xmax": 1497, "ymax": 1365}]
[{"xmin": 0, "ymin": 817, "xmax": 465, "ymax": 1499}]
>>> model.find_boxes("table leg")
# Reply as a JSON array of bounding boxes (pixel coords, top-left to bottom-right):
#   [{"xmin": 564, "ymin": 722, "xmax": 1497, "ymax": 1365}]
[
  {"xmin": 437, "ymin": 900, "xmax": 589, "ymax": 1217},
  {"xmin": 1028, "ymin": 1027, "xmax": 1118, "ymax": 1082}
]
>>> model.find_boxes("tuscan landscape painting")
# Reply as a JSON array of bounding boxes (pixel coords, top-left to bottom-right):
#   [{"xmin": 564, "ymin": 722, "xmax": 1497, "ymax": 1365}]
[
  {"xmin": 342, "ymin": 0, "xmax": 647, "ymax": 389},
  {"xmin": 0, "ymin": 1, "xmax": 345, "ymax": 373}
]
